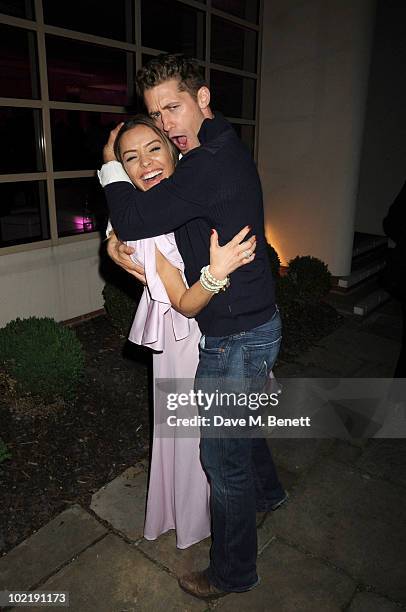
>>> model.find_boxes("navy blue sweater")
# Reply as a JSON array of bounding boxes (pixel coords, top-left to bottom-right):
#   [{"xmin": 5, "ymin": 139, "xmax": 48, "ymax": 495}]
[{"xmin": 105, "ymin": 112, "xmax": 276, "ymax": 336}]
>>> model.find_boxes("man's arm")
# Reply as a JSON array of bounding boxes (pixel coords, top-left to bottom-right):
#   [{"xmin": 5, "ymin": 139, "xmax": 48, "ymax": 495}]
[
  {"xmin": 100, "ymin": 123, "xmax": 204, "ymax": 241},
  {"xmin": 103, "ymin": 152, "xmax": 212, "ymax": 241}
]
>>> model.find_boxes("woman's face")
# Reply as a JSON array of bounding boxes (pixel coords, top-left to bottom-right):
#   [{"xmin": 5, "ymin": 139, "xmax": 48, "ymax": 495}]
[{"xmin": 119, "ymin": 124, "xmax": 174, "ymax": 191}]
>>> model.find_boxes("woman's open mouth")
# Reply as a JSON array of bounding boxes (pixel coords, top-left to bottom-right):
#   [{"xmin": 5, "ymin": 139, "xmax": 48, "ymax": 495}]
[{"xmin": 140, "ymin": 169, "xmax": 165, "ymax": 188}]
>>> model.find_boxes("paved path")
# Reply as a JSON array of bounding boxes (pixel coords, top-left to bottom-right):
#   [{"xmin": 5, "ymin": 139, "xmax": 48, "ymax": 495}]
[{"xmin": 1, "ymin": 302, "xmax": 404, "ymax": 611}]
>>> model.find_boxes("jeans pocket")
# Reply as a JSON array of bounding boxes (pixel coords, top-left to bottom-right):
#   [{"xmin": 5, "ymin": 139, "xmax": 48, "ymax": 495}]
[
  {"xmin": 242, "ymin": 336, "xmax": 282, "ymax": 388},
  {"xmin": 199, "ymin": 334, "xmax": 229, "ymax": 354}
]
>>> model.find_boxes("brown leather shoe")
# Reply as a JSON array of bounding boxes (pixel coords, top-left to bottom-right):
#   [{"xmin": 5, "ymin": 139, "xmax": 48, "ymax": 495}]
[{"xmin": 178, "ymin": 570, "xmax": 228, "ymax": 600}]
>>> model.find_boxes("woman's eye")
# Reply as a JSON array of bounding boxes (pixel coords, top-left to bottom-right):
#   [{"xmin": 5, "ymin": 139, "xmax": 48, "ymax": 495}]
[
  {"xmin": 169, "ymin": 105, "xmax": 179, "ymax": 110},
  {"xmin": 125, "ymin": 155, "xmax": 137, "ymax": 162},
  {"xmin": 150, "ymin": 146, "xmax": 161, "ymax": 152}
]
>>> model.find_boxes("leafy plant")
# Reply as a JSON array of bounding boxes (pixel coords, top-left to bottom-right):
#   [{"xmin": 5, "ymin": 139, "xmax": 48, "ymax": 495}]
[
  {"xmin": 0, "ymin": 317, "xmax": 85, "ymax": 403},
  {"xmin": 0, "ymin": 437, "xmax": 11, "ymax": 464},
  {"xmin": 285, "ymin": 255, "xmax": 332, "ymax": 304},
  {"xmin": 267, "ymin": 243, "xmax": 281, "ymax": 278},
  {"xmin": 103, "ymin": 279, "xmax": 143, "ymax": 336}
]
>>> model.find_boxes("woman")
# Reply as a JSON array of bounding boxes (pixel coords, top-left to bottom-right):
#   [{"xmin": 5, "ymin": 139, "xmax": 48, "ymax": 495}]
[{"xmin": 112, "ymin": 116, "xmax": 257, "ymax": 548}]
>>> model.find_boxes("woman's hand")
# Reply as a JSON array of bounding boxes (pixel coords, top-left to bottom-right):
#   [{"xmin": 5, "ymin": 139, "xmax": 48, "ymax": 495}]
[{"xmin": 209, "ymin": 226, "xmax": 256, "ymax": 281}]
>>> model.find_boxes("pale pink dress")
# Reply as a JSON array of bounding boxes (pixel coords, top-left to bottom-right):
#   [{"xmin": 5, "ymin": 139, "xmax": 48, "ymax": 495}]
[{"xmin": 127, "ymin": 233, "xmax": 211, "ymax": 549}]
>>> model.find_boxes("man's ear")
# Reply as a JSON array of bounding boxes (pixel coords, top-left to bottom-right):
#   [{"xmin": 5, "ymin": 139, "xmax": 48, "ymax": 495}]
[{"xmin": 197, "ymin": 86, "xmax": 211, "ymax": 111}]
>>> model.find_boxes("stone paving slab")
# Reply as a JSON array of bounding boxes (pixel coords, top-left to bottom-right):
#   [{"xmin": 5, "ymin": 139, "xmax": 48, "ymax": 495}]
[
  {"xmin": 356, "ymin": 439, "xmax": 406, "ymax": 488},
  {"xmin": 217, "ymin": 539, "xmax": 355, "ymax": 611},
  {"xmin": 137, "ymin": 502, "xmax": 294, "ymax": 579},
  {"xmin": 0, "ymin": 504, "xmax": 107, "ymax": 592},
  {"xmin": 347, "ymin": 591, "xmax": 404, "ymax": 612},
  {"xmin": 270, "ymin": 458, "xmax": 406, "ymax": 604},
  {"xmin": 358, "ymin": 301, "xmax": 402, "ymax": 342},
  {"xmin": 331, "ymin": 440, "xmax": 364, "ymax": 465},
  {"xmin": 293, "ymin": 342, "xmax": 366, "ymax": 376},
  {"xmin": 90, "ymin": 465, "xmax": 147, "ymax": 541},
  {"xmin": 294, "ymin": 326, "xmax": 400, "ymax": 375},
  {"xmin": 267, "ymin": 438, "xmax": 333, "ymax": 474},
  {"xmin": 10, "ymin": 534, "xmax": 207, "ymax": 612},
  {"xmin": 138, "ymin": 531, "xmax": 211, "ymax": 577}
]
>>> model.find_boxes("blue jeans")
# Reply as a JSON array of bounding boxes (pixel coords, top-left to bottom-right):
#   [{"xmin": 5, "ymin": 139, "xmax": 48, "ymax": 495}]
[{"xmin": 195, "ymin": 309, "xmax": 284, "ymax": 592}]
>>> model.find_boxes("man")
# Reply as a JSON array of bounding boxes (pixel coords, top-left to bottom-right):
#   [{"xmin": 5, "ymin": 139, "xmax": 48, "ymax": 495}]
[{"xmin": 100, "ymin": 54, "xmax": 287, "ymax": 599}]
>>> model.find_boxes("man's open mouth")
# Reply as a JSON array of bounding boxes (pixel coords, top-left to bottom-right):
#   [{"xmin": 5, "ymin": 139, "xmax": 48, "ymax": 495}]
[
  {"xmin": 141, "ymin": 169, "xmax": 164, "ymax": 184},
  {"xmin": 171, "ymin": 135, "xmax": 188, "ymax": 150}
]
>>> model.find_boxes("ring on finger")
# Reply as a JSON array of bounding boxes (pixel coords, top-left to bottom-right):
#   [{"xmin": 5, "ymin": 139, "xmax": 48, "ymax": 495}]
[{"xmin": 243, "ymin": 250, "xmax": 251, "ymax": 258}]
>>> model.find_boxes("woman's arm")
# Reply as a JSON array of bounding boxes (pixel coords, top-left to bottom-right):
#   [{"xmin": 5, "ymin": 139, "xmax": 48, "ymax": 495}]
[{"xmin": 155, "ymin": 227, "xmax": 256, "ymax": 318}]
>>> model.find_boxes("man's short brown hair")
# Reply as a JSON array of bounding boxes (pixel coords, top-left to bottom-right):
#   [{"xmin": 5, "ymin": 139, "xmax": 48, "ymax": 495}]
[{"xmin": 136, "ymin": 54, "xmax": 207, "ymax": 100}]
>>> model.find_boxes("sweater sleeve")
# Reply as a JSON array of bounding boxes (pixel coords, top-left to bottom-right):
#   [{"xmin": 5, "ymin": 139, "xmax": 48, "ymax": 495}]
[{"xmin": 104, "ymin": 150, "xmax": 212, "ymax": 240}]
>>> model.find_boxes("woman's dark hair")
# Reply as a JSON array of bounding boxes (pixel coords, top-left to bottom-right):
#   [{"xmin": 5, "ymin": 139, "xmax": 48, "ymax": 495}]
[{"xmin": 114, "ymin": 114, "xmax": 178, "ymax": 170}]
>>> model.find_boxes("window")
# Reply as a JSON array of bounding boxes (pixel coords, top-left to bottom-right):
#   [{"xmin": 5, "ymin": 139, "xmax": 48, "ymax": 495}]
[
  {"xmin": 212, "ymin": 0, "xmax": 259, "ymax": 24},
  {"xmin": 141, "ymin": 0, "xmax": 205, "ymax": 59},
  {"xmin": 51, "ymin": 110, "xmax": 132, "ymax": 171},
  {"xmin": 42, "ymin": 0, "xmax": 133, "ymax": 42},
  {"xmin": 0, "ymin": 0, "xmax": 262, "ymax": 252},
  {"xmin": 0, "ymin": 0, "xmax": 34, "ymax": 19},
  {"xmin": 46, "ymin": 36, "xmax": 132, "ymax": 106},
  {"xmin": 55, "ymin": 178, "xmax": 107, "ymax": 238},
  {"xmin": 211, "ymin": 16, "xmax": 257, "ymax": 72},
  {"xmin": 211, "ymin": 70, "xmax": 256, "ymax": 119},
  {"xmin": 0, "ymin": 181, "xmax": 49, "ymax": 248},
  {"xmin": 231, "ymin": 123, "xmax": 255, "ymax": 155},
  {"xmin": 0, "ymin": 107, "xmax": 44, "ymax": 173},
  {"xmin": 0, "ymin": 24, "xmax": 39, "ymax": 99}
]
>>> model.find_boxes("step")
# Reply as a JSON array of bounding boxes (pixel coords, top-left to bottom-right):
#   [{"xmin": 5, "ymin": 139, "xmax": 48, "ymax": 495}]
[
  {"xmin": 325, "ymin": 278, "xmax": 384, "ymax": 316},
  {"xmin": 353, "ymin": 288, "xmax": 391, "ymax": 316},
  {"xmin": 338, "ymin": 260, "xmax": 386, "ymax": 289},
  {"xmin": 352, "ymin": 233, "xmax": 388, "ymax": 258}
]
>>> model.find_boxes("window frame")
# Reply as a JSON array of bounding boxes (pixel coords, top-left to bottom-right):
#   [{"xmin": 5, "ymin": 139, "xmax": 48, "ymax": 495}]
[{"xmin": 0, "ymin": 0, "xmax": 263, "ymax": 255}]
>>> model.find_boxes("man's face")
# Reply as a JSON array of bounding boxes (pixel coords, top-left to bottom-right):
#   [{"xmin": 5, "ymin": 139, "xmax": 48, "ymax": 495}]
[{"xmin": 144, "ymin": 79, "xmax": 210, "ymax": 154}]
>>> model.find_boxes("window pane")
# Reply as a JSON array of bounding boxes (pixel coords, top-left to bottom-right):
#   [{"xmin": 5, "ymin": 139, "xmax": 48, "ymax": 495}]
[
  {"xmin": 51, "ymin": 110, "xmax": 134, "ymax": 171},
  {"xmin": 211, "ymin": 70, "xmax": 256, "ymax": 119},
  {"xmin": 211, "ymin": 16, "xmax": 257, "ymax": 72},
  {"xmin": 0, "ymin": 0, "xmax": 35, "ymax": 19},
  {"xmin": 55, "ymin": 178, "xmax": 108, "ymax": 238},
  {"xmin": 46, "ymin": 36, "xmax": 132, "ymax": 105},
  {"xmin": 0, "ymin": 181, "xmax": 49, "ymax": 248},
  {"xmin": 212, "ymin": 0, "xmax": 259, "ymax": 23},
  {"xmin": 0, "ymin": 24, "xmax": 39, "ymax": 99},
  {"xmin": 141, "ymin": 0, "xmax": 205, "ymax": 59},
  {"xmin": 42, "ymin": 0, "xmax": 133, "ymax": 43},
  {"xmin": 0, "ymin": 108, "xmax": 44, "ymax": 173},
  {"xmin": 231, "ymin": 123, "xmax": 255, "ymax": 155}
]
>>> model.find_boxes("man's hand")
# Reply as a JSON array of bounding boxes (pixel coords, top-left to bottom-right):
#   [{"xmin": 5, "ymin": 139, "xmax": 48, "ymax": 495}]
[
  {"xmin": 103, "ymin": 122, "xmax": 124, "ymax": 163},
  {"xmin": 107, "ymin": 232, "xmax": 147, "ymax": 285}
]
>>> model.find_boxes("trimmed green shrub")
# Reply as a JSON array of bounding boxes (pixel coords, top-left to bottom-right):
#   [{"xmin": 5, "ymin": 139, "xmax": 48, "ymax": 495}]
[
  {"xmin": 275, "ymin": 274, "xmax": 297, "ymax": 309},
  {"xmin": 285, "ymin": 255, "xmax": 332, "ymax": 304},
  {"xmin": 0, "ymin": 317, "xmax": 85, "ymax": 402},
  {"xmin": 0, "ymin": 438, "xmax": 11, "ymax": 464},
  {"xmin": 267, "ymin": 243, "xmax": 281, "ymax": 278},
  {"xmin": 103, "ymin": 280, "xmax": 143, "ymax": 336}
]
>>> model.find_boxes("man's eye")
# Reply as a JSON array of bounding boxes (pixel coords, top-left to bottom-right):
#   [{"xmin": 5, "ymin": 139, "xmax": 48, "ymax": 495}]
[{"xmin": 169, "ymin": 105, "xmax": 179, "ymax": 110}]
